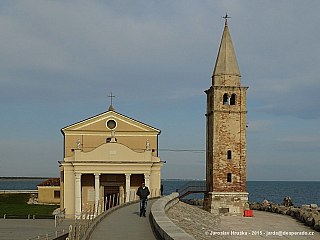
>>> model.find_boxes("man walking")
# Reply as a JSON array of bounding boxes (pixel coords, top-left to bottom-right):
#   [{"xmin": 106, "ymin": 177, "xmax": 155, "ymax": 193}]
[{"xmin": 136, "ymin": 182, "xmax": 150, "ymax": 217}]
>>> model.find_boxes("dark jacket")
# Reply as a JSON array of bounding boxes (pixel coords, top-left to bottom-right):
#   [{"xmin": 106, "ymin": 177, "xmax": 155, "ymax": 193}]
[{"xmin": 136, "ymin": 186, "xmax": 150, "ymax": 200}]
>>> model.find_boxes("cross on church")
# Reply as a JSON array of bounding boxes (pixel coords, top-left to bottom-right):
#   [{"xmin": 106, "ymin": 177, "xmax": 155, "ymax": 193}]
[
  {"xmin": 222, "ymin": 12, "xmax": 231, "ymax": 23},
  {"xmin": 108, "ymin": 92, "xmax": 116, "ymax": 106}
]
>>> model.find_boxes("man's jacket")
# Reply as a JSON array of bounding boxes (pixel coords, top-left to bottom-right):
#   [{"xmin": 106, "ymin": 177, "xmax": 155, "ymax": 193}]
[{"xmin": 136, "ymin": 186, "xmax": 150, "ymax": 200}]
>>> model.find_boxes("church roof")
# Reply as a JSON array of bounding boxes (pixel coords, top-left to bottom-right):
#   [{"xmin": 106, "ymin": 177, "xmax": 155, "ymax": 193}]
[
  {"xmin": 61, "ymin": 107, "xmax": 161, "ymax": 134},
  {"xmin": 213, "ymin": 21, "xmax": 240, "ymax": 77}
]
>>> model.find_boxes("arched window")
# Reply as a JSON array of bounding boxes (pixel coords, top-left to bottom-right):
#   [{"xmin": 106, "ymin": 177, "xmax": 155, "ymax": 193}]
[
  {"xmin": 227, "ymin": 173, "xmax": 232, "ymax": 182},
  {"xmin": 223, "ymin": 93, "xmax": 229, "ymax": 105},
  {"xmin": 227, "ymin": 150, "xmax": 232, "ymax": 159},
  {"xmin": 230, "ymin": 94, "xmax": 236, "ymax": 105}
]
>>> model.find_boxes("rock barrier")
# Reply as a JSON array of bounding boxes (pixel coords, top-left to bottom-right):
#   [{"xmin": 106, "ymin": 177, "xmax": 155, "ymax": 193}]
[
  {"xmin": 180, "ymin": 198, "xmax": 204, "ymax": 206},
  {"xmin": 250, "ymin": 198, "xmax": 320, "ymax": 231}
]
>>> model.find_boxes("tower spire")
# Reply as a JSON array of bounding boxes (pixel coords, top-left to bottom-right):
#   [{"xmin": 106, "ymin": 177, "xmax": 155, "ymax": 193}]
[{"xmin": 212, "ymin": 17, "xmax": 240, "ymax": 86}]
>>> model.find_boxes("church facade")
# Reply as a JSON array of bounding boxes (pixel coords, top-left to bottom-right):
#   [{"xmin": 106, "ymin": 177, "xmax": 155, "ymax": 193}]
[
  {"xmin": 203, "ymin": 20, "xmax": 249, "ymax": 215},
  {"xmin": 59, "ymin": 105, "xmax": 163, "ymax": 216}
]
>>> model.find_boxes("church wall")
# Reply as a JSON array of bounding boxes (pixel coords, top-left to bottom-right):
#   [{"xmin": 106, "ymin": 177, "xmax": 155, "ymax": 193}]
[
  {"xmin": 150, "ymin": 168, "xmax": 161, "ymax": 197},
  {"xmin": 59, "ymin": 167, "xmax": 64, "ymax": 209},
  {"xmin": 81, "ymin": 174, "xmax": 95, "ymax": 208},
  {"xmin": 63, "ymin": 166, "xmax": 75, "ymax": 216},
  {"xmin": 64, "ymin": 134, "xmax": 158, "ymax": 157}
]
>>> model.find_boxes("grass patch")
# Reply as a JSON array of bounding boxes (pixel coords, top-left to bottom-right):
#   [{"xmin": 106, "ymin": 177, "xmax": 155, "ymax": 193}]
[{"xmin": 0, "ymin": 193, "xmax": 58, "ymax": 217}]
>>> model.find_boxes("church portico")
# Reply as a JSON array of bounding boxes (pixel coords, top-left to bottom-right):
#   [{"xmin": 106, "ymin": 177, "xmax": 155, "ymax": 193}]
[{"xmin": 59, "ymin": 105, "xmax": 164, "ymax": 216}]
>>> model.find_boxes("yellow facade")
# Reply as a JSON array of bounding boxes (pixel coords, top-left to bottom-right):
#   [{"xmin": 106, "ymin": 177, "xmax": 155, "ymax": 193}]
[
  {"xmin": 59, "ymin": 106, "xmax": 164, "ymax": 216},
  {"xmin": 37, "ymin": 186, "xmax": 60, "ymax": 204}
]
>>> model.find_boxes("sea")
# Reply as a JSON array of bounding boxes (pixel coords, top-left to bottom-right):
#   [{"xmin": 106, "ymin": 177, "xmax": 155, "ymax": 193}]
[{"xmin": 0, "ymin": 179, "xmax": 319, "ymax": 207}]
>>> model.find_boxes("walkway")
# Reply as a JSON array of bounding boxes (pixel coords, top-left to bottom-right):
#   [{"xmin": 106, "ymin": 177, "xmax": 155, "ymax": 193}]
[
  {"xmin": 220, "ymin": 210, "xmax": 320, "ymax": 239},
  {"xmin": 89, "ymin": 199, "xmax": 157, "ymax": 240},
  {"xmin": 167, "ymin": 201, "xmax": 320, "ymax": 240},
  {"xmin": 0, "ymin": 218, "xmax": 73, "ymax": 240}
]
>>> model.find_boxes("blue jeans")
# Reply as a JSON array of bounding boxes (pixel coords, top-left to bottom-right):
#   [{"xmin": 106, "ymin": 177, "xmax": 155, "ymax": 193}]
[{"xmin": 140, "ymin": 199, "xmax": 147, "ymax": 216}]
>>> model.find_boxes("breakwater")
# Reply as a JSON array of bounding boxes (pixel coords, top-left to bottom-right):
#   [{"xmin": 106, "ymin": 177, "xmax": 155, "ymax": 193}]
[
  {"xmin": 181, "ymin": 197, "xmax": 320, "ymax": 232},
  {"xmin": 250, "ymin": 199, "xmax": 320, "ymax": 231}
]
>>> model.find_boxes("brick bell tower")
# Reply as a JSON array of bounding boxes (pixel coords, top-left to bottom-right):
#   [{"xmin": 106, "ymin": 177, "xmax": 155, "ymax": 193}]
[{"xmin": 203, "ymin": 18, "xmax": 249, "ymax": 215}]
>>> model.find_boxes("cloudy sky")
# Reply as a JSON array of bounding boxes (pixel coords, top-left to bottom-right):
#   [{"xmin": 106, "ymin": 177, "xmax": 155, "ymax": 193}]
[{"xmin": 0, "ymin": 0, "xmax": 319, "ymax": 181}]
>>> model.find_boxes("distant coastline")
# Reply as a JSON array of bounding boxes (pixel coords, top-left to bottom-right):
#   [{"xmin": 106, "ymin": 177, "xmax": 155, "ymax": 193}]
[{"xmin": 0, "ymin": 177, "xmax": 52, "ymax": 180}]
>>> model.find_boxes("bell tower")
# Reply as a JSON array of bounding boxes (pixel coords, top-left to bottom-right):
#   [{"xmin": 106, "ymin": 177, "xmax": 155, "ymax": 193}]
[{"xmin": 203, "ymin": 18, "xmax": 249, "ymax": 215}]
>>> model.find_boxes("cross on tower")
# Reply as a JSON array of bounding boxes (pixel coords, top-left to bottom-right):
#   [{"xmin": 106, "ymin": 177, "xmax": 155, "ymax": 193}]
[
  {"xmin": 108, "ymin": 92, "xmax": 116, "ymax": 106},
  {"xmin": 222, "ymin": 12, "xmax": 231, "ymax": 24}
]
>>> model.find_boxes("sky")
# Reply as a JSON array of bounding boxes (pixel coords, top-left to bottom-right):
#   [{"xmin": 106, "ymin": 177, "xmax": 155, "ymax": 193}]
[{"xmin": 0, "ymin": 0, "xmax": 320, "ymax": 181}]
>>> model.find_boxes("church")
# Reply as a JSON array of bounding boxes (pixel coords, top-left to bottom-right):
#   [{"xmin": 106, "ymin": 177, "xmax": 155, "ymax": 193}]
[{"xmin": 58, "ymin": 104, "xmax": 164, "ymax": 216}]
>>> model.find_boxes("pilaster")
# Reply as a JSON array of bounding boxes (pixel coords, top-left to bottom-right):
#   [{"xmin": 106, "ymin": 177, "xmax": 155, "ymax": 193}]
[
  {"xmin": 75, "ymin": 172, "xmax": 82, "ymax": 216},
  {"xmin": 125, "ymin": 173, "xmax": 131, "ymax": 202},
  {"xmin": 94, "ymin": 173, "xmax": 101, "ymax": 213}
]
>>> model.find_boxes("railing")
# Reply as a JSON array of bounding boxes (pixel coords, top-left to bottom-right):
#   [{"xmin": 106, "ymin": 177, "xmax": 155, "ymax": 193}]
[
  {"xmin": 54, "ymin": 208, "xmax": 66, "ymax": 227},
  {"xmin": 26, "ymin": 230, "xmax": 68, "ymax": 240},
  {"xmin": 177, "ymin": 181, "xmax": 206, "ymax": 199},
  {"xmin": 67, "ymin": 188, "xmax": 161, "ymax": 240}
]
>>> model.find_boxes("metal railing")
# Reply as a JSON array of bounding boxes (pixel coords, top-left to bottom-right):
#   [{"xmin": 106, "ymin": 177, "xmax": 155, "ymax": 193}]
[
  {"xmin": 177, "ymin": 181, "xmax": 206, "ymax": 199},
  {"xmin": 26, "ymin": 229, "xmax": 68, "ymax": 240},
  {"xmin": 54, "ymin": 208, "xmax": 66, "ymax": 227},
  {"xmin": 66, "ymin": 188, "xmax": 161, "ymax": 240}
]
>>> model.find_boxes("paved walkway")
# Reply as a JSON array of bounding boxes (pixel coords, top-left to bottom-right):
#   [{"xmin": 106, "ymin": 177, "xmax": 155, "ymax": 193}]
[
  {"xmin": 220, "ymin": 210, "xmax": 320, "ymax": 239},
  {"xmin": 167, "ymin": 201, "xmax": 320, "ymax": 240},
  {"xmin": 89, "ymin": 199, "xmax": 157, "ymax": 240},
  {"xmin": 0, "ymin": 218, "xmax": 73, "ymax": 240}
]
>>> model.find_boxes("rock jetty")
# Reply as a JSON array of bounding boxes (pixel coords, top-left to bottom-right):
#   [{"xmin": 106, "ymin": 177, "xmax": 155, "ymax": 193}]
[{"xmin": 250, "ymin": 197, "xmax": 320, "ymax": 231}]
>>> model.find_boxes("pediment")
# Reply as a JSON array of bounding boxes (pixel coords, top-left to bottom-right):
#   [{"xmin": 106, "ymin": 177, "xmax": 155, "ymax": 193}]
[
  {"xmin": 65, "ymin": 142, "xmax": 159, "ymax": 162},
  {"xmin": 61, "ymin": 110, "xmax": 160, "ymax": 134}
]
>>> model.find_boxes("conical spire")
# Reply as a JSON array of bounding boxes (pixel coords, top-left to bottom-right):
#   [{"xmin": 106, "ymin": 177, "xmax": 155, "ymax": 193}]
[
  {"xmin": 108, "ymin": 104, "xmax": 114, "ymax": 111},
  {"xmin": 212, "ymin": 21, "xmax": 240, "ymax": 81}
]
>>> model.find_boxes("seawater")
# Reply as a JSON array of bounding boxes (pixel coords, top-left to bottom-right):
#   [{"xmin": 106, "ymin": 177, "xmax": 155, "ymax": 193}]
[
  {"xmin": 161, "ymin": 180, "xmax": 320, "ymax": 207},
  {"xmin": 1, "ymin": 179, "xmax": 319, "ymax": 207},
  {"xmin": 0, "ymin": 179, "xmax": 47, "ymax": 190}
]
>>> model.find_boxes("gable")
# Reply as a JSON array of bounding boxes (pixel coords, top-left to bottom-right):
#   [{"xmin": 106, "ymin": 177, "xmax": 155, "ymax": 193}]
[{"xmin": 61, "ymin": 110, "xmax": 160, "ymax": 134}]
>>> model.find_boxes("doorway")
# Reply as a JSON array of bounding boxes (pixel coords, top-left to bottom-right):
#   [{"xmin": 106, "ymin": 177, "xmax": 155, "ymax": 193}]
[{"xmin": 104, "ymin": 186, "xmax": 120, "ymax": 210}]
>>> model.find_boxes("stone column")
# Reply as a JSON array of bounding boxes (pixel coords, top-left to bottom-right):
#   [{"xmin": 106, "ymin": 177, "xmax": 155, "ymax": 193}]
[
  {"xmin": 125, "ymin": 173, "xmax": 131, "ymax": 203},
  {"xmin": 94, "ymin": 173, "xmax": 100, "ymax": 214},
  {"xmin": 75, "ymin": 173, "xmax": 82, "ymax": 216},
  {"xmin": 144, "ymin": 173, "xmax": 150, "ymax": 196}
]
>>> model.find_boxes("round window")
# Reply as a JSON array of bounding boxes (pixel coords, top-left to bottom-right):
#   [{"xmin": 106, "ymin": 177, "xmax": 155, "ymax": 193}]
[{"xmin": 106, "ymin": 119, "xmax": 116, "ymax": 129}]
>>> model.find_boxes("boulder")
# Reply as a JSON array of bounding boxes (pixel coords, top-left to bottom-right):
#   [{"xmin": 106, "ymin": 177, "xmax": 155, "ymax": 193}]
[
  {"xmin": 305, "ymin": 212, "xmax": 316, "ymax": 226},
  {"xmin": 282, "ymin": 196, "xmax": 293, "ymax": 207},
  {"xmin": 269, "ymin": 203, "xmax": 279, "ymax": 213},
  {"xmin": 249, "ymin": 202, "xmax": 261, "ymax": 210},
  {"xmin": 310, "ymin": 204, "xmax": 318, "ymax": 209},
  {"xmin": 278, "ymin": 206, "xmax": 290, "ymax": 215},
  {"xmin": 27, "ymin": 194, "xmax": 38, "ymax": 205},
  {"xmin": 313, "ymin": 214, "xmax": 320, "ymax": 231},
  {"xmin": 301, "ymin": 205, "xmax": 311, "ymax": 210},
  {"xmin": 289, "ymin": 207, "xmax": 301, "ymax": 218},
  {"xmin": 52, "ymin": 208, "xmax": 62, "ymax": 215}
]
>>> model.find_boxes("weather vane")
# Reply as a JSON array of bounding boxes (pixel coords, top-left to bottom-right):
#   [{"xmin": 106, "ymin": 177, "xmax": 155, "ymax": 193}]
[
  {"xmin": 222, "ymin": 12, "xmax": 231, "ymax": 24},
  {"xmin": 108, "ymin": 92, "xmax": 116, "ymax": 106}
]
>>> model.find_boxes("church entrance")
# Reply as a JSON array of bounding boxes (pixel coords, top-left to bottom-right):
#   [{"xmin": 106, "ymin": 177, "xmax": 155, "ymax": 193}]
[{"xmin": 104, "ymin": 186, "xmax": 119, "ymax": 210}]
